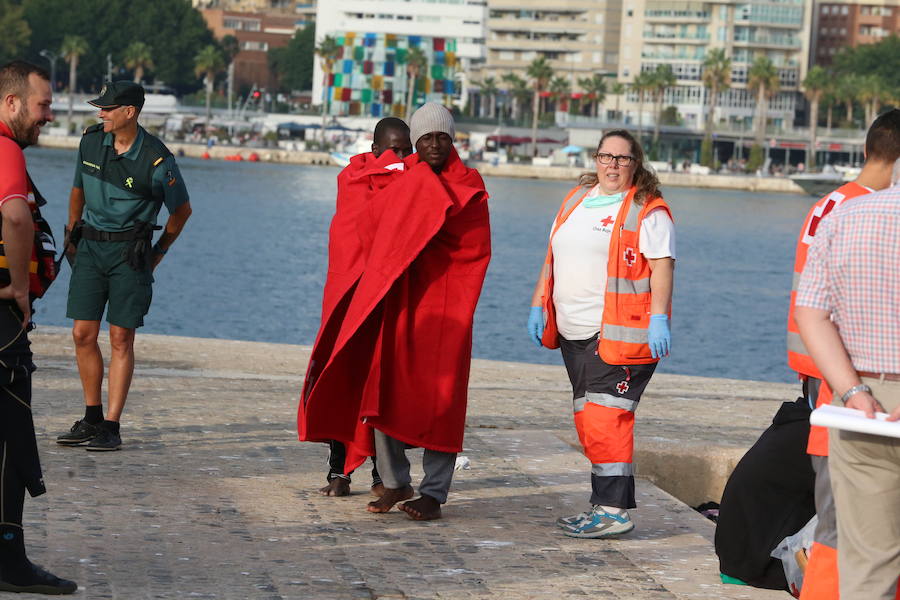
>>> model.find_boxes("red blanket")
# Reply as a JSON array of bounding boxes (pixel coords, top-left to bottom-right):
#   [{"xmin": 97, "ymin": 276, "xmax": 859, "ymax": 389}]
[
  {"xmin": 298, "ymin": 148, "xmax": 491, "ymax": 472},
  {"xmin": 304, "ymin": 150, "xmax": 406, "ymax": 395}
]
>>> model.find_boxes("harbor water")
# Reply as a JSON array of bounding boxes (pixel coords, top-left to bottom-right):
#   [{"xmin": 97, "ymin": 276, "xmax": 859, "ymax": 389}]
[{"xmin": 27, "ymin": 146, "xmax": 811, "ymax": 384}]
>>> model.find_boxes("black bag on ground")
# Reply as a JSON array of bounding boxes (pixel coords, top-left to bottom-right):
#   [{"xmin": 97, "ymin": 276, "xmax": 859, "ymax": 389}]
[{"xmin": 715, "ymin": 397, "xmax": 816, "ymax": 590}]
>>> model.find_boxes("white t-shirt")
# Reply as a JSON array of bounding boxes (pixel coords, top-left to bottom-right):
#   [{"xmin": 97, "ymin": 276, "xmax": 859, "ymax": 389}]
[{"xmin": 550, "ymin": 190, "xmax": 675, "ymax": 341}]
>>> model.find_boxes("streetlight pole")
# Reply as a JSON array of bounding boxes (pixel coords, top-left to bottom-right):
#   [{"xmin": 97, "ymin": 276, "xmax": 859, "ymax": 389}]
[{"xmin": 38, "ymin": 49, "xmax": 58, "ymax": 91}]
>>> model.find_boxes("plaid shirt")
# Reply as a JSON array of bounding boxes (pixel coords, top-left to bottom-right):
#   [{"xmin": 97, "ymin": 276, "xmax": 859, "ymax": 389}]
[{"xmin": 797, "ymin": 184, "xmax": 900, "ymax": 373}]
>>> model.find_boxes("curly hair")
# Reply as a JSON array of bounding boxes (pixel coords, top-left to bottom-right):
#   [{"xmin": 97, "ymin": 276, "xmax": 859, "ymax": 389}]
[{"xmin": 578, "ymin": 129, "xmax": 661, "ymax": 205}]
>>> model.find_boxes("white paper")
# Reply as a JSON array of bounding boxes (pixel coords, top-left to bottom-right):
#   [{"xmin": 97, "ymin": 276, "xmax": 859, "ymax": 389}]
[{"xmin": 810, "ymin": 404, "xmax": 900, "ymax": 439}]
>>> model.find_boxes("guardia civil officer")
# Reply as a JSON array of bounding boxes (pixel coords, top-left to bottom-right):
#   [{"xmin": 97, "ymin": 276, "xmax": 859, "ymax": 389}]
[
  {"xmin": 0, "ymin": 59, "xmax": 77, "ymax": 595},
  {"xmin": 56, "ymin": 81, "xmax": 192, "ymax": 451}
]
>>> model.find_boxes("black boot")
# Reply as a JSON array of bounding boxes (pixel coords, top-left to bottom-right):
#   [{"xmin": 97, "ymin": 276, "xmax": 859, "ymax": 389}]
[{"xmin": 0, "ymin": 525, "xmax": 77, "ymax": 595}]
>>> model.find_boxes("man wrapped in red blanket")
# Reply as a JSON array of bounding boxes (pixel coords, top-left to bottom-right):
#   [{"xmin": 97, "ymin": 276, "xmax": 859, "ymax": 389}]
[
  {"xmin": 311, "ymin": 117, "xmax": 413, "ymax": 498},
  {"xmin": 299, "ymin": 103, "xmax": 491, "ymax": 520}
]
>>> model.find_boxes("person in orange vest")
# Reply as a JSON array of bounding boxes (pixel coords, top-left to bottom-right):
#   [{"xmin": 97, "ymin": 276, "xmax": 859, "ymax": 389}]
[
  {"xmin": 790, "ymin": 109, "xmax": 900, "ymax": 600},
  {"xmin": 527, "ymin": 130, "xmax": 674, "ymax": 538}
]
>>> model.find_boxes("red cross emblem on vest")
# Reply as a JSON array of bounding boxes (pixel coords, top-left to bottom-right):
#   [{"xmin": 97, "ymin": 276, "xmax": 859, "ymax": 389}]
[
  {"xmin": 624, "ymin": 247, "xmax": 636, "ymax": 267},
  {"xmin": 616, "ymin": 380, "xmax": 630, "ymax": 394},
  {"xmin": 601, "ymin": 215, "xmax": 615, "ymax": 227}
]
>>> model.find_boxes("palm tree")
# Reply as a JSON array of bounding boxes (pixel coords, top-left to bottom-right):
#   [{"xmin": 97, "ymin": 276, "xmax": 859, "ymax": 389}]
[
  {"xmin": 610, "ymin": 81, "xmax": 625, "ymax": 121},
  {"xmin": 404, "ymin": 46, "xmax": 428, "ymax": 119},
  {"xmin": 194, "ymin": 45, "xmax": 225, "ymax": 137},
  {"xmin": 502, "ymin": 72, "xmax": 529, "ymax": 122},
  {"xmin": 549, "ymin": 76, "xmax": 571, "ymax": 114},
  {"xmin": 650, "ymin": 65, "xmax": 675, "ymax": 147},
  {"xmin": 802, "ymin": 66, "xmax": 828, "ymax": 170},
  {"xmin": 123, "ymin": 41, "xmax": 154, "ymax": 84},
  {"xmin": 61, "ymin": 34, "xmax": 87, "ymax": 133},
  {"xmin": 748, "ymin": 56, "xmax": 780, "ymax": 148},
  {"xmin": 315, "ymin": 35, "xmax": 340, "ymax": 142},
  {"xmin": 526, "ymin": 57, "xmax": 554, "ymax": 157},
  {"xmin": 701, "ymin": 48, "xmax": 731, "ymax": 166},
  {"xmin": 577, "ymin": 74, "xmax": 607, "ymax": 118},
  {"xmin": 822, "ymin": 87, "xmax": 838, "ymax": 134},
  {"xmin": 632, "ymin": 71, "xmax": 654, "ymax": 141},
  {"xmin": 480, "ymin": 76, "xmax": 498, "ymax": 119},
  {"xmin": 857, "ymin": 74, "xmax": 890, "ymax": 126},
  {"xmin": 835, "ymin": 74, "xmax": 859, "ymax": 128}
]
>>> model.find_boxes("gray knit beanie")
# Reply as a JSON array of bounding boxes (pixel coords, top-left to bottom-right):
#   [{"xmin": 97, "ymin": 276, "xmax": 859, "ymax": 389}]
[{"xmin": 409, "ymin": 102, "xmax": 455, "ymax": 146}]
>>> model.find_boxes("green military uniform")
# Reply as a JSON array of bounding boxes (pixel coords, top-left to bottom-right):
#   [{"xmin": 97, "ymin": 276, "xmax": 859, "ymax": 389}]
[{"xmin": 66, "ymin": 124, "xmax": 189, "ymax": 328}]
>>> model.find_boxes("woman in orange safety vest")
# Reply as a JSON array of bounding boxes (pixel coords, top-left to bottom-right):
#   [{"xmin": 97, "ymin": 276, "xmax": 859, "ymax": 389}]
[{"xmin": 527, "ymin": 130, "xmax": 675, "ymax": 538}]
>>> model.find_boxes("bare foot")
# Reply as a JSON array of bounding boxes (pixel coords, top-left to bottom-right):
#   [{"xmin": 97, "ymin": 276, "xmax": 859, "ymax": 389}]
[
  {"xmin": 366, "ymin": 485, "xmax": 413, "ymax": 513},
  {"xmin": 399, "ymin": 495, "xmax": 442, "ymax": 520},
  {"xmin": 370, "ymin": 483, "xmax": 385, "ymax": 498},
  {"xmin": 318, "ymin": 478, "xmax": 350, "ymax": 497}
]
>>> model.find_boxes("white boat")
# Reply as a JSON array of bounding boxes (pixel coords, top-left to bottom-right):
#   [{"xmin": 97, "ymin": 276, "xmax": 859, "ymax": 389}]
[
  {"xmin": 789, "ymin": 167, "xmax": 860, "ymax": 197},
  {"xmin": 330, "ymin": 152, "xmax": 352, "ymax": 168}
]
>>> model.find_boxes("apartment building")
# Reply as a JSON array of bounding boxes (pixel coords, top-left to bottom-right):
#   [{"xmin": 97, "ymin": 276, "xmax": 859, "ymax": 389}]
[
  {"xmin": 812, "ymin": 0, "xmax": 899, "ymax": 66},
  {"xmin": 615, "ymin": 0, "xmax": 812, "ymax": 132},
  {"xmin": 313, "ymin": 0, "xmax": 488, "ymax": 116},
  {"xmin": 480, "ymin": 0, "xmax": 623, "ymax": 85},
  {"xmin": 202, "ymin": 9, "xmax": 304, "ymax": 90}
]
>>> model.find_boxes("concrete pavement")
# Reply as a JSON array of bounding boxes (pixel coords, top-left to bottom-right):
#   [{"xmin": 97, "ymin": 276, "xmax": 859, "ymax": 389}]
[{"xmin": 15, "ymin": 328, "xmax": 792, "ymax": 599}]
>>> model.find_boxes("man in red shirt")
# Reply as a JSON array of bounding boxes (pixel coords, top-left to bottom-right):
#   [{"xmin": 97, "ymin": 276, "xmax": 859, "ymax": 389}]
[{"xmin": 0, "ymin": 60, "xmax": 77, "ymax": 594}]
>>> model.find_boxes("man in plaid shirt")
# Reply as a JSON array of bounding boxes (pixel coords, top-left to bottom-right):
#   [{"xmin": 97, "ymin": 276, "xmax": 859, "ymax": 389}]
[{"xmin": 795, "ymin": 156, "xmax": 900, "ymax": 600}]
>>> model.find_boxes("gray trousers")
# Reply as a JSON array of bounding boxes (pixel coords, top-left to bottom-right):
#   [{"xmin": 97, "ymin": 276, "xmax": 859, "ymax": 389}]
[{"xmin": 373, "ymin": 429, "xmax": 456, "ymax": 504}]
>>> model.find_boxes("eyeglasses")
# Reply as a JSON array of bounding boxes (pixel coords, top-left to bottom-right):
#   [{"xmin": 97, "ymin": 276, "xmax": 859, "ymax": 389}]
[{"xmin": 595, "ymin": 152, "xmax": 635, "ymax": 167}]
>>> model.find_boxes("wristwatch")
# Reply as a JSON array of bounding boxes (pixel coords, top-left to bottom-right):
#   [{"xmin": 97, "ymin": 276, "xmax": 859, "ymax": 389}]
[
  {"xmin": 153, "ymin": 242, "xmax": 168, "ymax": 255},
  {"xmin": 840, "ymin": 384, "xmax": 872, "ymax": 405}
]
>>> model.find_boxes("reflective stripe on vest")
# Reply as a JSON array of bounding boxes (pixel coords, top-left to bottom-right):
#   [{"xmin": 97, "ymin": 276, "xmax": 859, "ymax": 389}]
[
  {"xmin": 607, "ymin": 277, "xmax": 651, "ymax": 295},
  {"xmin": 574, "ymin": 392, "xmax": 639, "ymax": 414},
  {"xmin": 602, "ymin": 323, "xmax": 648, "ymax": 345},
  {"xmin": 787, "ymin": 182, "xmax": 869, "ymax": 378},
  {"xmin": 591, "ymin": 462, "xmax": 634, "ymax": 477}
]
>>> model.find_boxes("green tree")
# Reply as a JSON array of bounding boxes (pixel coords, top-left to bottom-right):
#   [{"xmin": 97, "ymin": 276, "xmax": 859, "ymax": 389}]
[
  {"xmin": 404, "ymin": 46, "xmax": 427, "ymax": 118},
  {"xmin": 526, "ymin": 56, "xmax": 553, "ymax": 156},
  {"xmin": 0, "ymin": 0, "xmax": 31, "ymax": 65},
  {"xmin": 315, "ymin": 35, "xmax": 340, "ymax": 141},
  {"xmin": 221, "ymin": 35, "xmax": 240, "ymax": 64},
  {"xmin": 269, "ymin": 24, "xmax": 315, "ymax": 92},
  {"xmin": 610, "ymin": 81, "xmax": 625, "ymax": 120},
  {"xmin": 23, "ymin": 0, "xmax": 217, "ymax": 94},
  {"xmin": 833, "ymin": 35, "xmax": 900, "ymax": 94},
  {"xmin": 194, "ymin": 44, "xmax": 224, "ymax": 136},
  {"xmin": 748, "ymin": 55, "xmax": 779, "ymax": 151},
  {"xmin": 632, "ymin": 71, "xmax": 654, "ymax": 141},
  {"xmin": 501, "ymin": 72, "xmax": 529, "ymax": 122},
  {"xmin": 857, "ymin": 73, "xmax": 890, "ymax": 126},
  {"xmin": 577, "ymin": 74, "xmax": 607, "ymax": 118},
  {"xmin": 802, "ymin": 66, "xmax": 828, "ymax": 170},
  {"xmin": 61, "ymin": 34, "xmax": 87, "ymax": 133},
  {"xmin": 123, "ymin": 41, "xmax": 154, "ymax": 84},
  {"xmin": 835, "ymin": 74, "xmax": 860, "ymax": 127},
  {"xmin": 480, "ymin": 76, "xmax": 498, "ymax": 118},
  {"xmin": 649, "ymin": 64, "xmax": 675, "ymax": 147},
  {"xmin": 701, "ymin": 48, "xmax": 731, "ymax": 167},
  {"xmin": 549, "ymin": 75, "xmax": 571, "ymax": 114}
]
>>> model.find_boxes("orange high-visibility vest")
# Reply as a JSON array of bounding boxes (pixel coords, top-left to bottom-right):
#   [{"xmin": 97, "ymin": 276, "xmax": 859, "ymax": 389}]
[
  {"xmin": 538, "ymin": 185, "xmax": 672, "ymax": 365},
  {"xmin": 787, "ymin": 181, "xmax": 869, "ymax": 456}
]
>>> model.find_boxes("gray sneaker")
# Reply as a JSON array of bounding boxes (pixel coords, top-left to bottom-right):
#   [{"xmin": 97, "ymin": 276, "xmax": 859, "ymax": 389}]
[
  {"xmin": 56, "ymin": 420, "xmax": 101, "ymax": 445},
  {"xmin": 556, "ymin": 509, "xmax": 592, "ymax": 529},
  {"xmin": 562, "ymin": 507, "xmax": 634, "ymax": 538}
]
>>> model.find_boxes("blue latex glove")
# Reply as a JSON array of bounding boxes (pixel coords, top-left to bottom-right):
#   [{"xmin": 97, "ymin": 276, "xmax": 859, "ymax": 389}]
[
  {"xmin": 527, "ymin": 306, "xmax": 544, "ymax": 348},
  {"xmin": 648, "ymin": 314, "xmax": 670, "ymax": 359}
]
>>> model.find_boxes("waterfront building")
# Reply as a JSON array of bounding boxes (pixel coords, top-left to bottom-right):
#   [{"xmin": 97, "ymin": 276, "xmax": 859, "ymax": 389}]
[
  {"xmin": 312, "ymin": 0, "xmax": 487, "ymax": 116},
  {"xmin": 614, "ymin": 0, "xmax": 813, "ymax": 135},
  {"xmin": 811, "ymin": 0, "xmax": 899, "ymax": 66},
  {"xmin": 477, "ymin": 0, "xmax": 623, "ymax": 102},
  {"xmin": 201, "ymin": 8, "xmax": 310, "ymax": 91}
]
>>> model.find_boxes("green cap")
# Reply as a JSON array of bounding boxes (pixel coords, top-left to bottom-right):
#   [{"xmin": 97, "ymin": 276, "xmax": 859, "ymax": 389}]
[{"xmin": 87, "ymin": 81, "xmax": 145, "ymax": 109}]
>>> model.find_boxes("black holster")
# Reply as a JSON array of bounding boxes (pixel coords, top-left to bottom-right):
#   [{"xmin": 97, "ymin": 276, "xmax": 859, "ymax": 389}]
[{"xmin": 124, "ymin": 221, "xmax": 161, "ymax": 271}]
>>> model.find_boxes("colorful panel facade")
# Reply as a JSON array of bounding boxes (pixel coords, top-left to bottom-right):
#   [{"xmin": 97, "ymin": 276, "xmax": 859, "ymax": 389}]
[{"xmin": 325, "ymin": 32, "xmax": 460, "ymax": 117}]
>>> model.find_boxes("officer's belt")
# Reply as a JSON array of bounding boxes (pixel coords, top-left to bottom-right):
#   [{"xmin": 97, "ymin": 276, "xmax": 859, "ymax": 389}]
[{"xmin": 81, "ymin": 225, "xmax": 150, "ymax": 242}]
